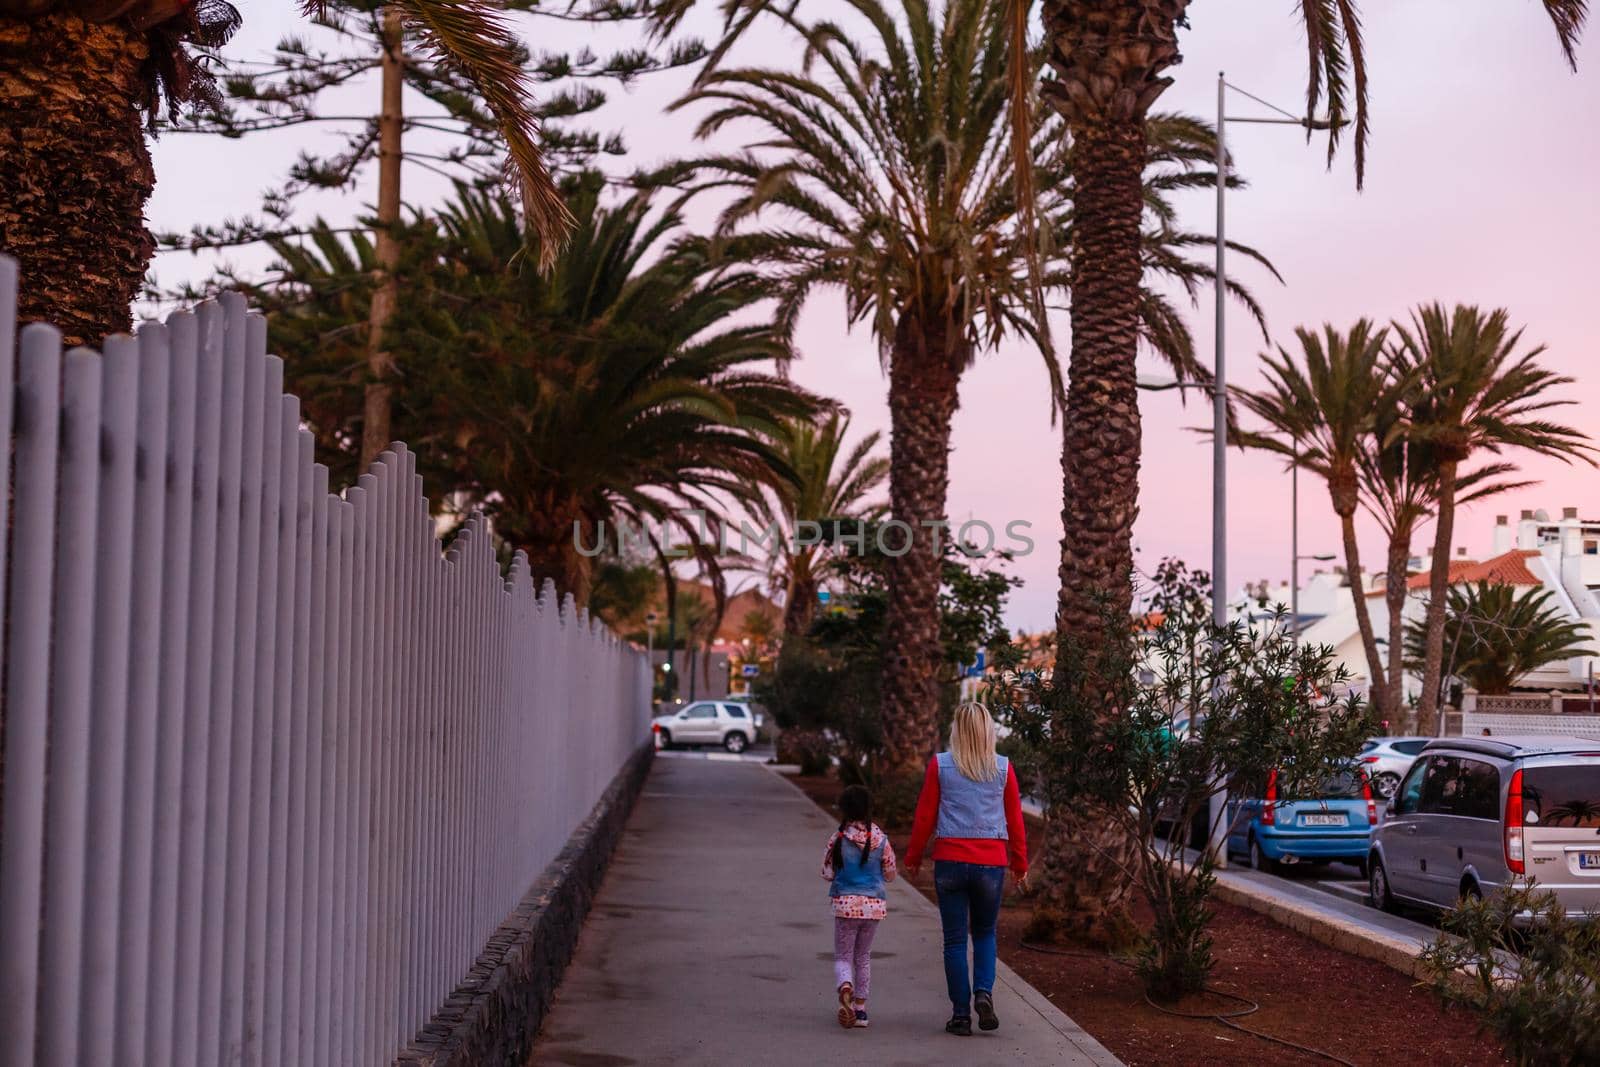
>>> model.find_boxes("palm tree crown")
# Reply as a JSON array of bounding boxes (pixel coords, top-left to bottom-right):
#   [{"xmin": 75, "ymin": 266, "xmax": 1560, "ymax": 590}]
[
  {"xmin": 751, "ymin": 414, "xmax": 890, "ymax": 637},
  {"xmin": 1404, "ymin": 582, "xmax": 1594, "ymax": 696}
]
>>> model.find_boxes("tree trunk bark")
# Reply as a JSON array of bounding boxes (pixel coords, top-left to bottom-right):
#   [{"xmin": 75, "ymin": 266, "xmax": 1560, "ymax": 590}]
[
  {"xmin": 1053, "ymin": 120, "xmax": 1145, "ymax": 643},
  {"xmin": 880, "ymin": 311, "xmax": 963, "ymax": 773},
  {"xmin": 1382, "ymin": 523, "xmax": 1414, "ymax": 730},
  {"xmin": 360, "ymin": 7, "xmax": 405, "ymax": 471},
  {"xmin": 1045, "ymin": 119, "xmax": 1147, "ymax": 941},
  {"xmin": 1038, "ymin": 0, "xmax": 1187, "ymax": 943},
  {"xmin": 0, "ymin": 14, "xmax": 153, "ymax": 346},
  {"xmin": 782, "ymin": 560, "xmax": 817, "ymax": 637},
  {"xmin": 1417, "ymin": 461, "xmax": 1459, "ymax": 732},
  {"xmin": 1336, "ymin": 498, "xmax": 1388, "ymax": 719}
]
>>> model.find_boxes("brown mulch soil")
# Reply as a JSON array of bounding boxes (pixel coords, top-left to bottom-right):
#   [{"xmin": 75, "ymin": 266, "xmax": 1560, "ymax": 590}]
[{"xmin": 789, "ymin": 771, "xmax": 1506, "ymax": 1067}]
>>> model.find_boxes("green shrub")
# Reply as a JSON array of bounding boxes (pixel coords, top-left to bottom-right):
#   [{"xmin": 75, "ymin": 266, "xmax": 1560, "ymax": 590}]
[{"xmin": 1419, "ymin": 887, "xmax": 1600, "ymax": 1067}]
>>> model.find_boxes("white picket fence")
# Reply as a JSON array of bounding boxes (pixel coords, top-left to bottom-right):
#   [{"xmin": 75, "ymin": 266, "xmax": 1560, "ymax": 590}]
[{"xmin": 0, "ymin": 257, "xmax": 651, "ymax": 1067}]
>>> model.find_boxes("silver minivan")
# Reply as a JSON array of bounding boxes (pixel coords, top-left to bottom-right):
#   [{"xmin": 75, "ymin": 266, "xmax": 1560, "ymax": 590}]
[{"xmin": 1368, "ymin": 735, "xmax": 1600, "ymax": 921}]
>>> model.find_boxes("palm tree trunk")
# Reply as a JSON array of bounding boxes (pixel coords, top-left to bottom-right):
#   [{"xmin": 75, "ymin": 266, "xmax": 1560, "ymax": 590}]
[
  {"xmin": 1418, "ymin": 461, "xmax": 1459, "ymax": 732},
  {"xmin": 360, "ymin": 7, "xmax": 404, "ymax": 471},
  {"xmin": 782, "ymin": 561, "xmax": 817, "ymax": 636},
  {"xmin": 1046, "ymin": 118, "xmax": 1147, "ymax": 944},
  {"xmin": 0, "ymin": 13, "xmax": 154, "ymax": 346},
  {"xmin": 1336, "ymin": 504, "xmax": 1389, "ymax": 718},
  {"xmin": 1382, "ymin": 523, "xmax": 1413, "ymax": 730},
  {"xmin": 880, "ymin": 311, "xmax": 963, "ymax": 772},
  {"xmin": 1039, "ymin": 0, "xmax": 1187, "ymax": 943}
]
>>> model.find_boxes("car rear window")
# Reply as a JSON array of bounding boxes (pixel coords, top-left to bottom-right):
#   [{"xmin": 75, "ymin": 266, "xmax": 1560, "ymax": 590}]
[
  {"xmin": 1523, "ymin": 763, "xmax": 1600, "ymax": 828},
  {"xmin": 1393, "ymin": 740, "xmax": 1428, "ymax": 756},
  {"xmin": 725, "ymin": 705, "xmax": 747, "ymax": 719},
  {"xmin": 1279, "ymin": 770, "xmax": 1364, "ymax": 799}
]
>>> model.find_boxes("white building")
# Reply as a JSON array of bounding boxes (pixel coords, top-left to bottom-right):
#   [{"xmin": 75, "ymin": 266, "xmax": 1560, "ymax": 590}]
[{"xmin": 1255, "ymin": 507, "xmax": 1600, "ymax": 702}]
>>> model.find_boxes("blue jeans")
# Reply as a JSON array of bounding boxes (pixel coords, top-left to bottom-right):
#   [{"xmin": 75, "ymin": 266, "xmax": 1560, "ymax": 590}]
[{"xmin": 932, "ymin": 860, "xmax": 1005, "ymax": 1016}]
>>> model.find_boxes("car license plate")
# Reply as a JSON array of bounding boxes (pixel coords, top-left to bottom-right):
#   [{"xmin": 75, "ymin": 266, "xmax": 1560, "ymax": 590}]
[
  {"xmin": 1299, "ymin": 813, "xmax": 1346, "ymax": 827},
  {"xmin": 1578, "ymin": 852, "xmax": 1600, "ymax": 870}
]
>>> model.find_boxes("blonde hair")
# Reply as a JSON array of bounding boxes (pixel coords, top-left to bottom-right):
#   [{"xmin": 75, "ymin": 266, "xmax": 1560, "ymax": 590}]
[{"xmin": 948, "ymin": 701, "xmax": 999, "ymax": 782}]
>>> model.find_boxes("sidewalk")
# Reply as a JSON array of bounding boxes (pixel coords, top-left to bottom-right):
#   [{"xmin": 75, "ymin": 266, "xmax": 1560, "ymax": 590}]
[{"xmin": 530, "ymin": 757, "xmax": 1121, "ymax": 1066}]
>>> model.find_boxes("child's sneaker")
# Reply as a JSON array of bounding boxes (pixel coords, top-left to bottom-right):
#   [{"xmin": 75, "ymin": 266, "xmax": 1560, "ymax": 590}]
[
  {"xmin": 853, "ymin": 1009, "xmax": 869, "ymax": 1028},
  {"xmin": 836, "ymin": 983, "xmax": 855, "ymax": 1029}
]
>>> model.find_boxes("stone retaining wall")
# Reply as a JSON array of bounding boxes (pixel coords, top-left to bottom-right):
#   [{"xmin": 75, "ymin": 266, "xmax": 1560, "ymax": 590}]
[{"xmin": 397, "ymin": 742, "xmax": 654, "ymax": 1066}]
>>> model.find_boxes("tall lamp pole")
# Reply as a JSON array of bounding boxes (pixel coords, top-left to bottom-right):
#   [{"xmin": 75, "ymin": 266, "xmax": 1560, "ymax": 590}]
[{"xmin": 1207, "ymin": 73, "xmax": 1340, "ymax": 866}]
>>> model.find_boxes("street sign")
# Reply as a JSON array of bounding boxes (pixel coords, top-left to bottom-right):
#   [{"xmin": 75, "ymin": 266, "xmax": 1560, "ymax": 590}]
[
  {"xmin": 963, "ymin": 650, "xmax": 986, "ymax": 678},
  {"xmin": 817, "ymin": 590, "xmax": 831, "ymax": 605},
  {"xmin": 741, "ymin": 664, "xmax": 760, "ymax": 678}
]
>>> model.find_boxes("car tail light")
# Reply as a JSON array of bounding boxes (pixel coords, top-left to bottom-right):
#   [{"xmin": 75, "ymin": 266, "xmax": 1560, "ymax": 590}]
[
  {"xmin": 1262, "ymin": 769, "xmax": 1279, "ymax": 826},
  {"xmin": 1362, "ymin": 773, "xmax": 1377, "ymax": 826},
  {"xmin": 1504, "ymin": 768, "xmax": 1525, "ymax": 876},
  {"xmin": 1360, "ymin": 755, "xmax": 1380, "ymax": 763}
]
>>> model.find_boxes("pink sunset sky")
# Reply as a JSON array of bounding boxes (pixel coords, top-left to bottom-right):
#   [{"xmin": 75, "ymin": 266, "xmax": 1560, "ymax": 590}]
[{"xmin": 147, "ymin": 2, "xmax": 1600, "ymax": 633}]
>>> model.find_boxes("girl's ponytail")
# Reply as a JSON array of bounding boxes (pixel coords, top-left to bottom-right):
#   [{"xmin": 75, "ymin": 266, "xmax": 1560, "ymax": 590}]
[{"xmin": 836, "ymin": 784, "xmax": 873, "ymax": 868}]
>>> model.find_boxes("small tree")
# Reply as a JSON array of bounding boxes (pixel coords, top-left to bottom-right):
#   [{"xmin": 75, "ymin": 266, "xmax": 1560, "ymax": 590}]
[
  {"xmin": 991, "ymin": 560, "xmax": 1373, "ymax": 997},
  {"xmin": 1418, "ymin": 886, "xmax": 1600, "ymax": 1067},
  {"xmin": 1404, "ymin": 581, "xmax": 1595, "ymax": 699}
]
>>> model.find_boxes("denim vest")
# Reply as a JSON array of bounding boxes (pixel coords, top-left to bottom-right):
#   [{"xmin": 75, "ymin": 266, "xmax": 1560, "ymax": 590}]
[
  {"xmin": 829, "ymin": 831, "xmax": 886, "ymax": 900},
  {"xmin": 934, "ymin": 752, "xmax": 1009, "ymax": 840}
]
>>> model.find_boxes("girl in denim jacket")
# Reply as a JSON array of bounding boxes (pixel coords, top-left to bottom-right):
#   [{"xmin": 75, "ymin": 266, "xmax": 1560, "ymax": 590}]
[{"xmin": 821, "ymin": 785, "xmax": 897, "ymax": 1029}]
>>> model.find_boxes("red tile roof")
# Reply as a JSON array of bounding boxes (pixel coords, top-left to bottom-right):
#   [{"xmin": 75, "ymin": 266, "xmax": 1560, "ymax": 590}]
[{"xmin": 1366, "ymin": 549, "xmax": 1541, "ymax": 597}]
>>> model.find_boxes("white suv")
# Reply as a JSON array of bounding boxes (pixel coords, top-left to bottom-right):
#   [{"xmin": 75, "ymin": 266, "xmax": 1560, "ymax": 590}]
[{"xmin": 652, "ymin": 701, "xmax": 758, "ymax": 753}]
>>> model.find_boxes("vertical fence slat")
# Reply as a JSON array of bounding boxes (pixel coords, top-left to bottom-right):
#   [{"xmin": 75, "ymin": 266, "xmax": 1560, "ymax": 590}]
[
  {"xmin": 258, "ymin": 385, "xmax": 299, "ymax": 1064},
  {"xmin": 351, "ymin": 473, "xmax": 376, "ymax": 1067},
  {"xmin": 37, "ymin": 347, "xmax": 104, "ymax": 1067},
  {"xmin": 280, "ymin": 433, "xmax": 317, "ymax": 1064},
  {"xmin": 0, "ymin": 324, "xmax": 62, "ymax": 1067},
  {"xmin": 241, "ymin": 352, "xmax": 286, "ymax": 1066},
  {"xmin": 171, "ymin": 301, "xmax": 224, "ymax": 1067},
  {"xmin": 116, "ymin": 319, "xmax": 176, "ymax": 1062},
  {"xmin": 212, "ymin": 294, "xmax": 263, "ymax": 1066},
  {"xmin": 298, "ymin": 461, "xmax": 330, "ymax": 1065},
  {"xmin": 195, "ymin": 295, "xmax": 249, "ymax": 1065},
  {"xmin": 78, "ymin": 333, "xmax": 141, "ymax": 1064}
]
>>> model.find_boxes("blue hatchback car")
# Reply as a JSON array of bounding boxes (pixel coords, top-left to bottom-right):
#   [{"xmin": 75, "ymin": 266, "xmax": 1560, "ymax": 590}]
[{"xmin": 1226, "ymin": 768, "xmax": 1377, "ymax": 873}]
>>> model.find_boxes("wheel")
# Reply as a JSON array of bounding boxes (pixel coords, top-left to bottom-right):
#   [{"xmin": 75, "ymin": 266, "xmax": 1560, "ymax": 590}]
[
  {"xmin": 657, "ymin": 728, "xmax": 672, "ymax": 749},
  {"xmin": 723, "ymin": 731, "xmax": 748, "ymax": 754},
  {"xmin": 1372, "ymin": 771, "xmax": 1401, "ymax": 800},
  {"xmin": 1458, "ymin": 880, "xmax": 1483, "ymax": 905},
  {"xmin": 1369, "ymin": 855, "xmax": 1395, "ymax": 912},
  {"xmin": 1249, "ymin": 834, "xmax": 1277, "ymax": 874}
]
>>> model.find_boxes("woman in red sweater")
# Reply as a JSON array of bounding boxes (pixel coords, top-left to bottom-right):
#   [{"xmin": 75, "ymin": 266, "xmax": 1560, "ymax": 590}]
[{"xmin": 904, "ymin": 701, "xmax": 1027, "ymax": 1036}]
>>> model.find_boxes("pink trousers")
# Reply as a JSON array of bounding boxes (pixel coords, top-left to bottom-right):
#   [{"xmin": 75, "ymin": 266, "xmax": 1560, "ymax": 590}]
[{"xmin": 833, "ymin": 917, "xmax": 880, "ymax": 1001}]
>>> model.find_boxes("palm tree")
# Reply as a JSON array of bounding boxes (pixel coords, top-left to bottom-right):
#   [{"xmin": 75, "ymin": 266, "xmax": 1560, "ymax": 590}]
[
  {"xmin": 751, "ymin": 414, "xmax": 890, "ymax": 638},
  {"xmin": 653, "ymin": 0, "xmax": 1268, "ymax": 773},
  {"xmin": 0, "ymin": 0, "xmax": 568, "ymax": 350},
  {"xmin": 1392, "ymin": 304, "xmax": 1593, "ymax": 728},
  {"xmin": 1357, "ymin": 399, "xmax": 1530, "ymax": 722},
  {"xmin": 1235, "ymin": 321, "xmax": 1395, "ymax": 715},
  {"xmin": 1403, "ymin": 582, "xmax": 1593, "ymax": 697},
  {"xmin": 1035, "ymin": 1, "xmax": 1586, "ymax": 654},
  {"xmin": 251, "ymin": 175, "xmax": 822, "ymax": 602}
]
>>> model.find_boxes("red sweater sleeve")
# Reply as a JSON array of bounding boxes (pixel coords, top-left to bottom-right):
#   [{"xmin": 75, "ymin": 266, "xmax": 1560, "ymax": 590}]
[
  {"xmin": 905, "ymin": 756, "xmax": 941, "ymax": 868},
  {"xmin": 1004, "ymin": 764, "xmax": 1028, "ymax": 876}
]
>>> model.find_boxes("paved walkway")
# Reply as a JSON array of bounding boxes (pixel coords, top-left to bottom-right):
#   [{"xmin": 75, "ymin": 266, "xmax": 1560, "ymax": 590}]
[{"xmin": 531, "ymin": 757, "xmax": 1121, "ymax": 1066}]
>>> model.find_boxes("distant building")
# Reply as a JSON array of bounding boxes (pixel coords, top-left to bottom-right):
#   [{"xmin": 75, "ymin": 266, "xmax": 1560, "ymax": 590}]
[{"xmin": 1258, "ymin": 507, "xmax": 1600, "ymax": 702}]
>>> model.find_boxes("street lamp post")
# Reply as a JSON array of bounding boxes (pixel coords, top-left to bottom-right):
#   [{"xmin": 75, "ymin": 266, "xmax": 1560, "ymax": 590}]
[
  {"xmin": 645, "ymin": 611, "xmax": 659, "ymax": 705},
  {"xmin": 1207, "ymin": 74, "xmax": 1341, "ymax": 866}
]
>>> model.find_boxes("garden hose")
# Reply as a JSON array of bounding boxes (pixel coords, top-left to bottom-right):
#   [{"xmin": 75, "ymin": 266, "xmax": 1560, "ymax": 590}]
[{"xmin": 1020, "ymin": 941, "xmax": 1358, "ymax": 1067}]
